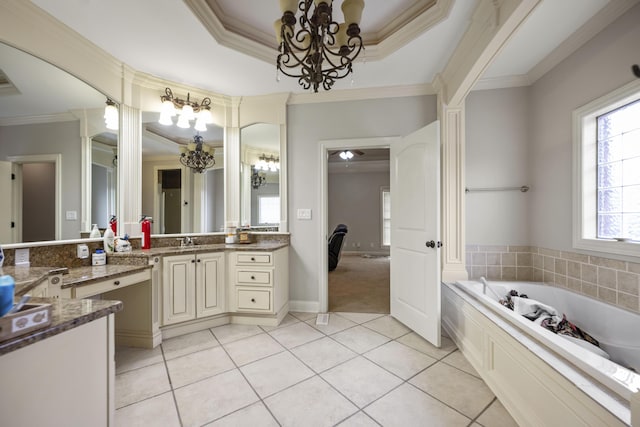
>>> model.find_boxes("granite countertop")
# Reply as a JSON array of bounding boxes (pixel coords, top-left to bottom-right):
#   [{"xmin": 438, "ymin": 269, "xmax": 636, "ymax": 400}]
[
  {"xmin": 62, "ymin": 264, "xmax": 152, "ymax": 289},
  {"xmin": 1, "ymin": 266, "xmax": 69, "ymax": 296},
  {"xmin": 107, "ymin": 241, "xmax": 289, "ymax": 258},
  {"xmin": 0, "ymin": 297, "xmax": 122, "ymax": 355}
]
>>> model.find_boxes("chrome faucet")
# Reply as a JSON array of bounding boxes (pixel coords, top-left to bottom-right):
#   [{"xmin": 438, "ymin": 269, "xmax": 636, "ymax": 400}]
[
  {"xmin": 480, "ymin": 276, "xmax": 502, "ymax": 300},
  {"xmin": 179, "ymin": 236, "xmax": 194, "ymax": 247}
]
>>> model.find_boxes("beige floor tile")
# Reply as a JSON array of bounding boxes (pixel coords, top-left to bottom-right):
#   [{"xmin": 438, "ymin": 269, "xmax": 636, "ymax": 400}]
[
  {"xmin": 115, "ymin": 392, "xmax": 180, "ymax": 427},
  {"xmin": 289, "ymin": 311, "xmax": 318, "ymax": 321},
  {"xmin": 223, "ymin": 332, "xmax": 285, "ymax": 366},
  {"xmin": 240, "ymin": 351, "xmax": 314, "ymax": 398},
  {"xmin": 267, "ymin": 321, "xmax": 325, "ymax": 348},
  {"xmin": 409, "ymin": 362, "xmax": 495, "ymax": 419},
  {"xmin": 321, "ymin": 356, "xmax": 403, "ymax": 407},
  {"xmin": 364, "ymin": 340, "xmax": 437, "ymax": 379},
  {"xmin": 396, "ymin": 332, "xmax": 457, "ymax": 359},
  {"xmin": 206, "ymin": 402, "xmax": 279, "ymax": 427},
  {"xmin": 264, "ymin": 376, "xmax": 358, "ymax": 427},
  {"xmin": 336, "ymin": 411, "xmax": 380, "ymax": 426},
  {"xmin": 166, "ymin": 346, "xmax": 235, "ymax": 388},
  {"xmin": 115, "ymin": 345, "xmax": 164, "ymax": 374},
  {"xmin": 476, "ymin": 398, "xmax": 520, "ymax": 427},
  {"xmin": 174, "ymin": 369, "xmax": 259, "ymax": 427},
  {"xmin": 305, "ymin": 312, "xmax": 357, "ymax": 335},
  {"xmin": 161, "ymin": 329, "xmax": 219, "ymax": 360},
  {"xmin": 364, "ymin": 383, "xmax": 471, "ymax": 427},
  {"xmin": 260, "ymin": 313, "xmax": 300, "ymax": 331},
  {"xmin": 442, "ymin": 349, "xmax": 481, "ymax": 378},
  {"xmin": 210, "ymin": 323, "xmax": 263, "ymax": 344},
  {"xmin": 291, "ymin": 336, "xmax": 357, "ymax": 373},
  {"xmin": 331, "ymin": 325, "xmax": 390, "ymax": 354},
  {"xmin": 361, "ymin": 315, "xmax": 411, "ymax": 339},
  {"xmin": 334, "ymin": 312, "xmax": 385, "ymax": 324},
  {"xmin": 115, "ymin": 363, "xmax": 171, "ymax": 408}
]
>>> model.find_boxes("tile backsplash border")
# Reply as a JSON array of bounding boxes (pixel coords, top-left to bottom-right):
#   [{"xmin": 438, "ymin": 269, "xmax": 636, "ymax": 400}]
[{"xmin": 466, "ymin": 245, "xmax": 640, "ymax": 314}]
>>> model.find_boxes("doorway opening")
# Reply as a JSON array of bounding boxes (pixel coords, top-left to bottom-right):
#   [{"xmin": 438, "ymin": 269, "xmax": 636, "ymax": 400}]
[
  {"xmin": 319, "ymin": 138, "xmax": 396, "ymax": 314},
  {"xmin": 155, "ymin": 168, "xmax": 183, "ymax": 234}
]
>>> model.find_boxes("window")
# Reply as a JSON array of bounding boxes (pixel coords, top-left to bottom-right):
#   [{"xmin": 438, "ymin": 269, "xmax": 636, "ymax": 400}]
[
  {"xmin": 573, "ymin": 80, "xmax": 640, "ymax": 257},
  {"xmin": 258, "ymin": 196, "xmax": 280, "ymax": 225},
  {"xmin": 381, "ymin": 187, "xmax": 390, "ymax": 246}
]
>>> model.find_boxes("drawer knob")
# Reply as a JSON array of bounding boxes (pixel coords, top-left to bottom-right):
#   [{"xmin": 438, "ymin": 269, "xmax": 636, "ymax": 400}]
[
  {"xmin": 114, "ymin": 280, "xmax": 121, "ymax": 286},
  {"xmin": 251, "ymin": 257, "xmax": 255, "ymax": 261},
  {"xmin": 251, "ymin": 298, "xmax": 256, "ymax": 303},
  {"xmin": 197, "ymin": 259, "xmax": 201, "ymax": 263},
  {"xmin": 191, "ymin": 259, "xmax": 196, "ymax": 263},
  {"xmin": 251, "ymin": 275, "xmax": 256, "ymax": 280}
]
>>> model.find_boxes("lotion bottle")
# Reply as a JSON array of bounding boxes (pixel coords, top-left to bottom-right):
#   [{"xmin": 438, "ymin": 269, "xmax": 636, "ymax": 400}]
[{"xmin": 103, "ymin": 226, "xmax": 115, "ymax": 253}]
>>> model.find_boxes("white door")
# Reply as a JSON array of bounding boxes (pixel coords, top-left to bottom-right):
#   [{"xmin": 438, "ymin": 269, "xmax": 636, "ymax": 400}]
[
  {"xmin": 0, "ymin": 161, "xmax": 13, "ymax": 243},
  {"xmin": 390, "ymin": 120, "xmax": 441, "ymax": 346}
]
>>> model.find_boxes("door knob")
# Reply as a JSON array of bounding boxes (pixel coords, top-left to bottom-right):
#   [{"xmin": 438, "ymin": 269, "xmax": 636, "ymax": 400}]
[{"xmin": 426, "ymin": 240, "xmax": 442, "ymax": 248}]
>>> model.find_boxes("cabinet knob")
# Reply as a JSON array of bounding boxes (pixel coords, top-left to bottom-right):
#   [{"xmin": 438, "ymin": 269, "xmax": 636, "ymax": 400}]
[
  {"xmin": 250, "ymin": 257, "xmax": 255, "ymax": 261},
  {"xmin": 191, "ymin": 259, "xmax": 196, "ymax": 263},
  {"xmin": 251, "ymin": 275, "xmax": 256, "ymax": 280},
  {"xmin": 197, "ymin": 259, "xmax": 201, "ymax": 263},
  {"xmin": 114, "ymin": 280, "xmax": 120, "ymax": 286},
  {"xmin": 251, "ymin": 298, "xmax": 256, "ymax": 303}
]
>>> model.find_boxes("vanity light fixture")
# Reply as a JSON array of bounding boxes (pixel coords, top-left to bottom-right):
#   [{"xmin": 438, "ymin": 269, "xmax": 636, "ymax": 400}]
[
  {"xmin": 254, "ymin": 154, "xmax": 280, "ymax": 172},
  {"xmin": 104, "ymin": 98, "xmax": 118, "ymax": 130},
  {"xmin": 179, "ymin": 134, "xmax": 215, "ymax": 173},
  {"xmin": 275, "ymin": 0, "xmax": 365, "ymax": 92},
  {"xmin": 158, "ymin": 87, "xmax": 214, "ymax": 131}
]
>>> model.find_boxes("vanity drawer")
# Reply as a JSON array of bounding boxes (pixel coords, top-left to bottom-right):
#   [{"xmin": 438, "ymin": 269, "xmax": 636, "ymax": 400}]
[
  {"xmin": 73, "ymin": 270, "xmax": 150, "ymax": 298},
  {"xmin": 237, "ymin": 289, "xmax": 271, "ymax": 311},
  {"xmin": 236, "ymin": 270, "xmax": 271, "ymax": 285},
  {"xmin": 236, "ymin": 253, "xmax": 271, "ymax": 265}
]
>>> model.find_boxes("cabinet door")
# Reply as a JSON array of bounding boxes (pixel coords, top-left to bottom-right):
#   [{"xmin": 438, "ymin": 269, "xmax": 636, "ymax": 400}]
[
  {"xmin": 196, "ymin": 252, "xmax": 225, "ymax": 318},
  {"xmin": 162, "ymin": 254, "xmax": 196, "ymax": 325}
]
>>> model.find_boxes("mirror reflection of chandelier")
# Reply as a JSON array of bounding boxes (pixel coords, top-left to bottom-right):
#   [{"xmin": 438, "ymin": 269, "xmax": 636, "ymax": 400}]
[
  {"xmin": 251, "ymin": 168, "xmax": 267, "ymax": 189},
  {"xmin": 275, "ymin": 0, "xmax": 365, "ymax": 92},
  {"xmin": 179, "ymin": 134, "xmax": 215, "ymax": 173}
]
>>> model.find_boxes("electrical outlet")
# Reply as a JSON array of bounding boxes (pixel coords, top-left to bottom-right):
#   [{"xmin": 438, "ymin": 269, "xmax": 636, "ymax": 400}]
[
  {"xmin": 15, "ymin": 248, "xmax": 29, "ymax": 266},
  {"xmin": 297, "ymin": 208, "xmax": 312, "ymax": 220}
]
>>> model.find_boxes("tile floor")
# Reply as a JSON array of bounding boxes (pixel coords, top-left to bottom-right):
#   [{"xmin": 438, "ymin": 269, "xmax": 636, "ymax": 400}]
[{"xmin": 115, "ymin": 312, "xmax": 519, "ymax": 427}]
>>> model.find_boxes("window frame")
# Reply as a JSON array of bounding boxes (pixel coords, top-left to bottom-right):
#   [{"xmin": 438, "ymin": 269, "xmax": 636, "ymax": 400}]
[
  {"xmin": 257, "ymin": 195, "xmax": 280, "ymax": 225},
  {"xmin": 572, "ymin": 79, "xmax": 640, "ymax": 257},
  {"xmin": 381, "ymin": 186, "xmax": 390, "ymax": 247}
]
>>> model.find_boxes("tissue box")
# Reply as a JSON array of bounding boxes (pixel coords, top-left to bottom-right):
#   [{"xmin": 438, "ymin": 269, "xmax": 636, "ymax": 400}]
[{"xmin": 0, "ymin": 302, "xmax": 52, "ymax": 342}]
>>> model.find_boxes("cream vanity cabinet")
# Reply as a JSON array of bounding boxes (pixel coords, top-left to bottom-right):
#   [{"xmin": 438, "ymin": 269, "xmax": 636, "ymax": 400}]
[
  {"xmin": 229, "ymin": 247, "xmax": 289, "ymax": 317},
  {"xmin": 162, "ymin": 252, "xmax": 225, "ymax": 325},
  {"xmin": 30, "ymin": 272, "xmax": 63, "ymax": 298}
]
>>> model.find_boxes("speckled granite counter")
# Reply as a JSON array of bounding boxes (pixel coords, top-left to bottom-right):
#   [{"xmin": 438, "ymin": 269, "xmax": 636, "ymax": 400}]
[
  {"xmin": 0, "ymin": 266, "xmax": 68, "ymax": 296},
  {"xmin": 0, "ymin": 297, "xmax": 122, "ymax": 355},
  {"xmin": 62, "ymin": 264, "xmax": 152, "ymax": 289},
  {"xmin": 107, "ymin": 241, "xmax": 289, "ymax": 260}
]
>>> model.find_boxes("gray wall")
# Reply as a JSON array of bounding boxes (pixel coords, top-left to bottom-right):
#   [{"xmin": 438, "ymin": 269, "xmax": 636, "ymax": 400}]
[
  {"xmin": 91, "ymin": 163, "xmax": 109, "ymax": 229},
  {"xmin": 528, "ymin": 3, "xmax": 640, "ymax": 253},
  {"xmin": 0, "ymin": 120, "xmax": 81, "ymax": 240},
  {"xmin": 328, "ymin": 168, "xmax": 389, "ymax": 253},
  {"xmin": 465, "ymin": 87, "xmax": 531, "ymax": 245},
  {"xmin": 22, "ymin": 162, "xmax": 55, "ymax": 242},
  {"xmin": 287, "ymin": 95, "xmax": 437, "ymax": 304},
  {"xmin": 206, "ymin": 167, "xmax": 224, "ymax": 232}
]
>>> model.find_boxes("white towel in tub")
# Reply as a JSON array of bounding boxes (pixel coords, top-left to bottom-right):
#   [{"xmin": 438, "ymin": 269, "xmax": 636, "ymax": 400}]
[{"xmin": 511, "ymin": 296, "xmax": 561, "ymax": 325}]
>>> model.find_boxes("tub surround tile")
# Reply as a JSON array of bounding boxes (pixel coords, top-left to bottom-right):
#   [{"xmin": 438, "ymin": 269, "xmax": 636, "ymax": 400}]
[
  {"xmin": 617, "ymin": 272, "xmax": 639, "ymax": 295},
  {"xmin": 582, "ymin": 282, "xmax": 598, "ymax": 298},
  {"xmin": 516, "ymin": 252, "xmax": 532, "ymax": 266},
  {"xmin": 487, "ymin": 266, "xmax": 502, "ymax": 280},
  {"xmin": 617, "ymin": 292, "xmax": 639, "ymax": 311},
  {"xmin": 597, "ymin": 286, "xmax": 617, "ymax": 305},
  {"xmin": 472, "ymin": 266, "xmax": 488, "ymax": 279},
  {"xmin": 543, "ymin": 270, "xmax": 554, "ymax": 284},
  {"xmin": 481, "ymin": 245, "xmax": 508, "ymax": 252},
  {"xmin": 501, "ymin": 253, "xmax": 516, "ymax": 266},
  {"xmin": 501, "ymin": 267, "xmax": 517, "ymax": 281},
  {"xmin": 567, "ymin": 261, "xmax": 581, "ymax": 279},
  {"xmin": 516, "ymin": 267, "xmax": 532, "ymax": 281},
  {"xmin": 486, "ymin": 253, "xmax": 501, "ymax": 265},
  {"xmin": 581, "ymin": 264, "xmax": 597, "ymax": 283},
  {"xmin": 472, "ymin": 253, "xmax": 487, "ymax": 266},
  {"xmin": 509, "ymin": 245, "xmax": 532, "ymax": 253},
  {"xmin": 538, "ymin": 248, "xmax": 561, "ymax": 257},
  {"xmin": 598, "ymin": 267, "xmax": 617, "ymax": 289},
  {"xmin": 590, "ymin": 256, "xmax": 626, "ymax": 271},
  {"xmin": 543, "ymin": 256, "xmax": 555, "ymax": 272},
  {"xmin": 555, "ymin": 259, "xmax": 567, "ymax": 275},
  {"xmin": 555, "ymin": 274, "xmax": 567, "ymax": 287},
  {"xmin": 567, "ymin": 278, "xmax": 582, "ymax": 292},
  {"xmin": 533, "ymin": 254, "xmax": 543, "ymax": 269},
  {"xmin": 628, "ymin": 262, "xmax": 640, "ymax": 274},
  {"xmin": 561, "ymin": 251, "xmax": 590, "ymax": 263}
]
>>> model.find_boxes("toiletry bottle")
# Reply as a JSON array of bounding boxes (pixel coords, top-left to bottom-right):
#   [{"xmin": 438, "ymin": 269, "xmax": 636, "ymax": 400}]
[
  {"xmin": 103, "ymin": 226, "xmax": 115, "ymax": 253},
  {"xmin": 0, "ymin": 275, "xmax": 15, "ymax": 317},
  {"xmin": 0, "ymin": 244, "xmax": 4, "ymax": 268},
  {"xmin": 109, "ymin": 215, "xmax": 117, "ymax": 235},
  {"xmin": 140, "ymin": 216, "xmax": 152, "ymax": 249},
  {"xmin": 89, "ymin": 224, "xmax": 101, "ymax": 238}
]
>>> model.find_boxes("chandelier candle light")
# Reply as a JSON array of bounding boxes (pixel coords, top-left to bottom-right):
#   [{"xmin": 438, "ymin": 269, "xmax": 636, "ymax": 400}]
[
  {"xmin": 275, "ymin": 0, "xmax": 365, "ymax": 92},
  {"xmin": 180, "ymin": 134, "xmax": 216, "ymax": 173},
  {"xmin": 158, "ymin": 87, "xmax": 214, "ymax": 131}
]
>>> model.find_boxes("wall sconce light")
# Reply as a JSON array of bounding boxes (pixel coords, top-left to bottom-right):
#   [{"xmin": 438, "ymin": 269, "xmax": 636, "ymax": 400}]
[
  {"xmin": 104, "ymin": 98, "xmax": 118, "ymax": 130},
  {"xmin": 158, "ymin": 87, "xmax": 214, "ymax": 131},
  {"xmin": 339, "ymin": 150, "xmax": 354, "ymax": 160}
]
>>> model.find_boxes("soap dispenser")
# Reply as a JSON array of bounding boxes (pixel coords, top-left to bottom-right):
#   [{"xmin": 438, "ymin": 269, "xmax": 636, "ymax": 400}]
[
  {"xmin": 89, "ymin": 224, "xmax": 101, "ymax": 238},
  {"xmin": 103, "ymin": 226, "xmax": 115, "ymax": 253}
]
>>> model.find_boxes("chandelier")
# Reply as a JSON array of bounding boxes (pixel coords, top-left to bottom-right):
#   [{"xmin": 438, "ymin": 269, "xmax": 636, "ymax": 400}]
[
  {"xmin": 251, "ymin": 168, "xmax": 267, "ymax": 189},
  {"xmin": 275, "ymin": 0, "xmax": 365, "ymax": 92},
  {"xmin": 179, "ymin": 134, "xmax": 215, "ymax": 173},
  {"xmin": 158, "ymin": 87, "xmax": 214, "ymax": 131}
]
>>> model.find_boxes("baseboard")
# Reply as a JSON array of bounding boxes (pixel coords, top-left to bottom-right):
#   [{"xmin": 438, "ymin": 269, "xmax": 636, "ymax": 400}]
[
  {"xmin": 289, "ymin": 300, "xmax": 319, "ymax": 313},
  {"xmin": 342, "ymin": 250, "xmax": 390, "ymax": 256}
]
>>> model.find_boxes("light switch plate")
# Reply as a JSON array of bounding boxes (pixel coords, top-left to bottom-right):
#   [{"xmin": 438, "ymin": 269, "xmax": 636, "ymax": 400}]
[
  {"xmin": 15, "ymin": 248, "xmax": 29, "ymax": 266},
  {"xmin": 297, "ymin": 208, "xmax": 312, "ymax": 220},
  {"xmin": 65, "ymin": 210, "xmax": 77, "ymax": 220}
]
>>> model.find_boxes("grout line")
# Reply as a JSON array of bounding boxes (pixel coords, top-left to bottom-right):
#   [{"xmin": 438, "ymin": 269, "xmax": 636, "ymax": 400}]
[{"xmin": 159, "ymin": 342, "xmax": 185, "ymax": 427}]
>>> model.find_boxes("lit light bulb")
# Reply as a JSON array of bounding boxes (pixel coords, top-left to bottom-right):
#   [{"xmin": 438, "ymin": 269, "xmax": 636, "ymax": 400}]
[{"xmin": 176, "ymin": 114, "xmax": 191, "ymax": 129}]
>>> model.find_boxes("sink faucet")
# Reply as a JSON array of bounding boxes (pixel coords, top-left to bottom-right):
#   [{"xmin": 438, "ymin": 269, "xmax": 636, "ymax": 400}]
[{"xmin": 180, "ymin": 236, "xmax": 193, "ymax": 247}]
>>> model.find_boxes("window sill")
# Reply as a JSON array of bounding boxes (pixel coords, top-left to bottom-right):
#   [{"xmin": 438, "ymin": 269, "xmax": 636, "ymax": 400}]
[{"xmin": 573, "ymin": 237, "xmax": 640, "ymax": 259}]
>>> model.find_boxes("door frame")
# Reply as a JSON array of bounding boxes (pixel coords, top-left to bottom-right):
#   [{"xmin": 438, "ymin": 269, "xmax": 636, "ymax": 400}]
[
  {"xmin": 6, "ymin": 154, "xmax": 62, "ymax": 241},
  {"xmin": 152, "ymin": 165, "xmax": 189, "ymax": 234},
  {"xmin": 318, "ymin": 137, "xmax": 398, "ymax": 313}
]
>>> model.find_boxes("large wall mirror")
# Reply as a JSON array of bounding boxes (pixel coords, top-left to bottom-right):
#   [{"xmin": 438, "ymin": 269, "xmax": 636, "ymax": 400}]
[
  {"xmin": 141, "ymin": 112, "xmax": 225, "ymax": 235},
  {"xmin": 240, "ymin": 123, "xmax": 280, "ymax": 231},
  {"xmin": 0, "ymin": 41, "xmax": 116, "ymax": 244}
]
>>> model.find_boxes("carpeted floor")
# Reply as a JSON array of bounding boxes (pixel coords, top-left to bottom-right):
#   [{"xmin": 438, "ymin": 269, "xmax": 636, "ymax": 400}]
[{"xmin": 328, "ymin": 253, "xmax": 390, "ymax": 313}]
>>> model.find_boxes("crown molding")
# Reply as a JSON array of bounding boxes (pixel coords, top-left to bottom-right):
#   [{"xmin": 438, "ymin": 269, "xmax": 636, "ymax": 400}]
[
  {"xmin": 288, "ymin": 83, "xmax": 435, "ymax": 105},
  {"xmin": 0, "ymin": 113, "xmax": 77, "ymax": 127},
  {"xmin": 527, "ymin": 0, "xmax": 640, "ymax": 85},
  {"xmin": 473, "ymin": 74, "xmax": 531, "ymax": 91},
  {"xmin": 185, "ymin": 0, "xmax": 453, "ymax": 64}
]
